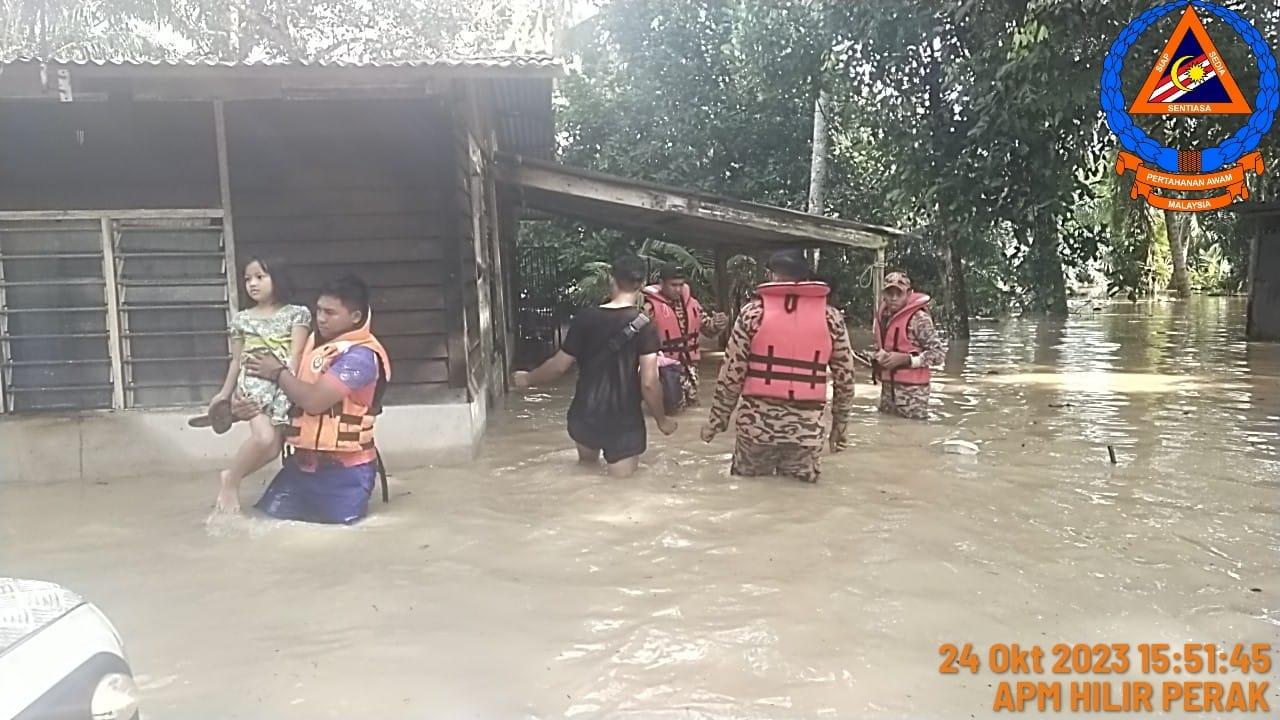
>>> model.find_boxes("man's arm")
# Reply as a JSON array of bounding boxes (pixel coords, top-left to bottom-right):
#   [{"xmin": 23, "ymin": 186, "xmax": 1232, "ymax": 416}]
[
  {"xmin": 705, "ymin": 302, "xmax": 761, "ymax": 435},
  {"xmin": 699, "ymin": 303, "xmax": 729, "ymax": 338},
  {"xmin": 826, "ymin": 307, "xmax": 857, "ymax": 452},
  {"xmin": 908, "ymin": 312, "xmax": 946, "ymax": 368},
  {"xmin": 638, "ymin": 352, "xmax": 671, "ymax": 428},
  {"xmin": 273, "ymin": 347, "xmax": 379, "ymax": 415},
  {"xmin": 519, "ymin": 350, "xmax": 575, "ymax": 387}
]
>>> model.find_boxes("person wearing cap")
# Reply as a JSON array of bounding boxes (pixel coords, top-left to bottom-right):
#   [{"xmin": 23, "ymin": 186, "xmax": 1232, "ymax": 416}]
[
  {"xmin": 872, "ymin": 271, "xmax": 945, "ymax": 420},
  {"xmin": 698, "ymin": 251, "xmax": 856, "ymax": 483},
  {"xmin": 640, "ymin": 263, "xmax": 728, "ymax": 411}
]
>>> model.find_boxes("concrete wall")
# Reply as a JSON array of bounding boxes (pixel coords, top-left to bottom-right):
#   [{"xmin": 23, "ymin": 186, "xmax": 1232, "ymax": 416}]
[{"xmin": 0, "ymin": 403, "xmax": 483, "ymax": 485}]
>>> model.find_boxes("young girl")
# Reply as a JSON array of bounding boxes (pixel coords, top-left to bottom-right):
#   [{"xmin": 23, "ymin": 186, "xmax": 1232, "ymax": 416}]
[{"xmin": 209, "ymin": 257, "xmax": 312, "ymax": 513}]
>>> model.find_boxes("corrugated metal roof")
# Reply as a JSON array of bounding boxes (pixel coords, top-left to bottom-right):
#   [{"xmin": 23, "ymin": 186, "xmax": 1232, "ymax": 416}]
[
  {"xmin": 490, "ymin": 76, "xmax": 555, "ymax": 160},
  {"xmin": 2, "ymin": 54, "xmax": 563, "ymax": 73}
]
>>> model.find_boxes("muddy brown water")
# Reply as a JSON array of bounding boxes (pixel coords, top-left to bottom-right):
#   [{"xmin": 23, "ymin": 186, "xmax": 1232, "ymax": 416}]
[{"xmin": 2, "ymin": 297, "xmax": 1278, "ymax": 718}]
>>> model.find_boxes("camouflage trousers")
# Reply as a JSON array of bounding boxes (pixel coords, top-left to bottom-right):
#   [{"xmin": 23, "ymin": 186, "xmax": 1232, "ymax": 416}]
[
  {"xmin": 878, "ymin": 382, "xmax": 931, "ymax": 420},
  {"xmin": 678, "ymin": 362, "xmax": 700, "ymax": 409},
  {"xmin": 731, "ymin": 436, "xmax": 822, "ymax": 483}
]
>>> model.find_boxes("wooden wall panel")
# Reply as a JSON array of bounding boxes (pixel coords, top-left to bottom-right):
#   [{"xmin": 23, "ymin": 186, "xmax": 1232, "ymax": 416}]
[
  {"xmin": 226, "ymin": 97, "xmax": 459, "ymax": 404},
  {"xmin": 0, "ymin": 101, "xmax": 220, "ymax": 210}
]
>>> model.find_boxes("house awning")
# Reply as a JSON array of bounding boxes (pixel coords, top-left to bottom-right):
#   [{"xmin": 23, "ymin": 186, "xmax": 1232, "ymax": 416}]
[{"xmin": 495, "ymin": 154, "xmax": 914, "ymax": 250}]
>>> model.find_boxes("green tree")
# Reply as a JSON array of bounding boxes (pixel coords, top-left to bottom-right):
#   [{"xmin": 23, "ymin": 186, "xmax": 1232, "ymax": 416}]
[{"xmin": 0, "ymin": 0, "xmax": 170, "ymax": 60}]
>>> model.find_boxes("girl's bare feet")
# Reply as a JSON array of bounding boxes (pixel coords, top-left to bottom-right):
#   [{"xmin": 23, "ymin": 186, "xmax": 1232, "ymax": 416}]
[{"xmin": 215, "ymin": 470, "xmax": 241, "ymax": 513}]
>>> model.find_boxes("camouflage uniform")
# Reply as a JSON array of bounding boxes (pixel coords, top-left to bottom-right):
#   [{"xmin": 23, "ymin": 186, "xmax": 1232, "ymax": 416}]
[
  {"xmin": 707, "ymin": 299, "xmax": 856, "ymax": 482},
  {"xmin": 642, "ymin": 297, "xmax": 727, "ymax": 409},
  {"xmin": 877, "ymin": 310, "xmax": 945, "ymax": 420}
]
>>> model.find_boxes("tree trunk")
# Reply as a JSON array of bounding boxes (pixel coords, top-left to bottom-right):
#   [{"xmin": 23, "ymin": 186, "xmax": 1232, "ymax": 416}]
[
  {"xmin": 807, "ymin": 91, "xmax": 829, "ymax": 215},
  {"xmin": 806, "ymin": 90, "xmax": 830, "ymax": 270},
  {"xmin": 1030, "ymin": 217, "xmax": 1068, "ymax": 317},
  {"xmin": 1164, "ymin": 208, "xmax": 1192, "ymax": 297},
  {"xmin": 924, "ymin": 37, "xmax": 969, "ymax": 337},
  {"xmin": 941, "ymin": 229, "xmax": 971, "ymax": 339}
]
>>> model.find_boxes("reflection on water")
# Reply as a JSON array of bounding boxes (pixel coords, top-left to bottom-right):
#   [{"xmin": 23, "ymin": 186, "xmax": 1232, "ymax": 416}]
[{"xmin": 3, "ymin": 297, "xmax": 1278, "ymax": 718}]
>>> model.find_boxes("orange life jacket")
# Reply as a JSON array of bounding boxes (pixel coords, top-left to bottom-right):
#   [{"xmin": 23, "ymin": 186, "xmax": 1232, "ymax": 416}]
[
  {"xmin": 285, "ymin": 318, "xmax": 392, "ymax": 454},
  {"xmin": 642, "ymin": 284, "xmax": 704, "ymax": 362},
  {"xmin": 872, "ymin": 292, "xmax": 932, "ymax": 386},
  {"xmin": 742, "ymin": 282, "xmax": 833, "ymax": 402}
]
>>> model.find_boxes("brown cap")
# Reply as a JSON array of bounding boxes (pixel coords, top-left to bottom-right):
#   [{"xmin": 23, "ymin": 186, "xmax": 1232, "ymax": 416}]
[{"xmin": 883, "ymin": 271, "xmax": 912, "ymax": 293}]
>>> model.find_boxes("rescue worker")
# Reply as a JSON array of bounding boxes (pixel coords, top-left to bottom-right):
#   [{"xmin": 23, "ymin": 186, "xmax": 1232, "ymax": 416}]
[
  {"xmin": 699, "ymin": 251, "xmax": 856, "ymax": 483},
  {"xmin": 640, "ymin": 263, "xmax": 728, "ymax": 411},
  {"xmin": 235, "ymin": 274, "xmax": 391, "ymax": 524},
  {"xmin": 872, "ymin": 271, "xmax": 945, "ymax": 420}
]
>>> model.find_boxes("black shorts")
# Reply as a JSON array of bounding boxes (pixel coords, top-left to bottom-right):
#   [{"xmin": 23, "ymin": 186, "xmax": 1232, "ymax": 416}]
[{"xmin": 567, "ymin": 416, "xmax": 647, "ymax": 464}]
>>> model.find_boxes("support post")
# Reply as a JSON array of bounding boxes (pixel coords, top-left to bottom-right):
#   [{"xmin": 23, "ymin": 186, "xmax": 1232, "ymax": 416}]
[
  {"xmin": 214, "ymin": 99, "xmax": 239, "ymax": 314},
  {"xmin": 100, "ymin": 217, "xmax": 126, "ymax": 410},
  {"xmin": 0, "ymin": 239, "xmax": 7, "ymax": 413},
  {"xmin": 872, "ymin": 246, "xmax": 886, "ymax": 316},
  {"xmin": 714, "ymin": 247, "xmax": 731, "ymax": 312}
]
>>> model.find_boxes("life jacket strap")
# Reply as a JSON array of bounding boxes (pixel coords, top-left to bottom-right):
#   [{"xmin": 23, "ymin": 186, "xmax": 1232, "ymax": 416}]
[
  {"xmin": 745, "ymin": 368, "xmax": 829, "ymax": 386},
  {"xmin": 746, "ymin": 353, "xmax": 826, "ymax": 372}
]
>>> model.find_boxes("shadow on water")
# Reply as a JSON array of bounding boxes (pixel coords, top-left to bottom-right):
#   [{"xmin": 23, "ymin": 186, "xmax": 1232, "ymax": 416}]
[{"xmin": 2, "ymin": 297, "xmax": 1278, "ymax": 718}]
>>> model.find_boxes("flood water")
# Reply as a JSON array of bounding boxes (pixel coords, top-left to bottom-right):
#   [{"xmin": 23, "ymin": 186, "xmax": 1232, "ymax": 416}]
[{"xmin": 3, "ymin": 297, "xmax": 1279, "ymax": 718}]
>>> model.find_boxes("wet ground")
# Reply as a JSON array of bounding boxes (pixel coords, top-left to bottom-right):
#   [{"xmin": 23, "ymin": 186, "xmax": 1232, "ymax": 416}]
[{"xmin": 2, "ymin": 297, "xmax": 1278, "ymax": 718}]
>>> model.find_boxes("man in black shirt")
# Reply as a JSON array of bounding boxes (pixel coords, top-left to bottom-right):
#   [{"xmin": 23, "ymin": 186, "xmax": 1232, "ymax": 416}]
[{"xmin": 514, "ymin": 256, "xmax": 677, "ymax": 477}]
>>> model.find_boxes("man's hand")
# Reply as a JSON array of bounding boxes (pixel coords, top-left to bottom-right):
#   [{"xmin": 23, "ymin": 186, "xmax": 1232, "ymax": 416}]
[
  {"xmin": 877, "ymin": 351, "xmax": 912, "ymax": 370},
  {"xmin": 513, "ymin": 371, "xmax": 531, "ymax": 389},
  {"xmin": 229, "ymin": 391, "xmax": 261, "ymax": 421},
  {"xmin": 708, "ymin": 312, "xmax": 729, "ymax": 333},
  {"xmin": 657, "ymin": 417, "xmax": 678, "ymax": 436},
  {"xmin": 244, "ymin": 350, "xmax": 285, "ymax": 380},
  {"xmin": 207, "ymin": 392, "xmax": 229, "ymax": 415},
  {"xmin": 828, "ymin": 427, "xmax": 848, "ymax": 454},
  {"xmin": 699, "ymin": 424, "xmax": 717, "ymax": 443}
]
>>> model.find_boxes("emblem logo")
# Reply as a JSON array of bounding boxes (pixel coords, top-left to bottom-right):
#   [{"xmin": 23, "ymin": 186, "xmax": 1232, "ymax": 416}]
[
  {"xmin": 310, "ymin": 353, "xmax": 326, "ymax": 372},
  {"xmin": 1101, "ymin": 1, "xmax": 1277, "ymax": 212}
]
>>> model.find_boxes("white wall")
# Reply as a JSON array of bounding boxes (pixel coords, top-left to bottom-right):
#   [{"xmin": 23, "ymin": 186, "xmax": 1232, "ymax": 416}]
[{"xmin": 0, "ymin": 403, "xmax": 483, "ymax": 485}]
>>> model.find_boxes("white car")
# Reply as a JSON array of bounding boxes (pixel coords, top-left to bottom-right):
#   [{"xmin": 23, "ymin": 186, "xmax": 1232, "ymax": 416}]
[{"xmin": 0, "ymin": 578, "xmax": 140, "ymax": 720}]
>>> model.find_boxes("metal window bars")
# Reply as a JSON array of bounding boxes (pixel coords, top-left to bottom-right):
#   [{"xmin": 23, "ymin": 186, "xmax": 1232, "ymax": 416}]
[
  {"xmin": 112, "ymin": 215, "xmax": 230, "ymax": 409},
  {"xmin": 0, "ymin": 210, "xmax": 228, "ymax": 414},
  {"xmin": 0, "ymin": 220, "xmax": 113, "ymax": 413}
]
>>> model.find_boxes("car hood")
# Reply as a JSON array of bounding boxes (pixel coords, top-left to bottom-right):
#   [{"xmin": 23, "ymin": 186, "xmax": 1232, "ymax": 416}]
[{"xmin": 0, "ymin": 578, "xmax": 85, "ymax": 654}]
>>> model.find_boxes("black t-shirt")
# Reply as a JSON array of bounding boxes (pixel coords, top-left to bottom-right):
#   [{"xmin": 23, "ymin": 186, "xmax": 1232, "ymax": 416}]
[{"xmin": 561, "ymin": 305, "xmax": 661, "ymax": 429}]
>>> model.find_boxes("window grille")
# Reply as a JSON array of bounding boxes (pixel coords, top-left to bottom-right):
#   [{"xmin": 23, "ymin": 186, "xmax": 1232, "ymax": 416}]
[
  {"xmin": 0, "ymin": 212, "xmax": 228, "ymax": 413},
  {"xmin": 0, "ymin": 220, "xmax": 113, "ymax": 412}
]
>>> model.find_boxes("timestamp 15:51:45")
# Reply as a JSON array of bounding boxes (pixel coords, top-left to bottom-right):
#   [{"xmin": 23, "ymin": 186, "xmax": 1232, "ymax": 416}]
[{"xmin": 1141, "ymin": 644, "xmax": 1271, "ymax": 675}]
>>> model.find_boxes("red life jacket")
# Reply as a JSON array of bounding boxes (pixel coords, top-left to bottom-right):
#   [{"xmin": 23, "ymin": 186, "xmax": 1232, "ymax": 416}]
[
  {"xmin": 642, "ymin": 284, "xmax": 703, "ymax": 362},
  {"xmin": 872, "ymin": 292, "xmax": 932, "ymax": 386},
  {"xmin": 743, "ymin": 282, "xmax": 833, "ymax": 402}
]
